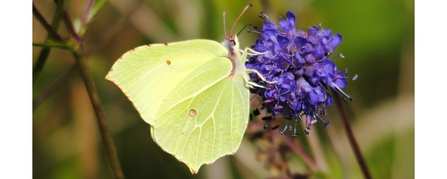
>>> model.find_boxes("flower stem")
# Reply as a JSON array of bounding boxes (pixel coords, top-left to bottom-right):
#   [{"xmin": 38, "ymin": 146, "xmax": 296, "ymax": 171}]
[
  {"xmin": 32, "ymin": 4, "xmax": 64, "ymax": 42},
  {"xmin": 280, "ymin": 134, "xmax": 318, "ymax": 171},
  {"xmin": 73, "ymin": 51, "xmax": 125, "ymax": 179},
  {"xmin": 32, "ymin": 42, "xmax": 74, "ymax": 50},
  {"xmin": 332, "ymin": 90, "xmax": 372, "ymax": 179},
  {"xmin": 33, "ymin": 64, "xmax": 77, "ymax": 112}
]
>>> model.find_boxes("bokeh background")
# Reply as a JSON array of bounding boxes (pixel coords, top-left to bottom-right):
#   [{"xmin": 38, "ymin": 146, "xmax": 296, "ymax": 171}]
[{"xmin": 33, "ymin": 0, "xmax": 414, "ymax": 178}]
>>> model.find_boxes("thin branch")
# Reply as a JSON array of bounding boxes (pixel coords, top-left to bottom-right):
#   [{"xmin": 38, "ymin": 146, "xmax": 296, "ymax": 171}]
[
  {"xmin": 33, "ymin": 0, "xmax": 66, "ymax": 87},
  {"xmin": 32, "ymin": 4, "xmax": 64, "ymax": 42},
  {"xmin": 33, "ymin": 64, "xmax": 77, "ymax": 112},
  {"xmin": 33, "ymin": 42, "xmax": 74, "ymax": 50},
  {"xmin": 72, "ymin": 51, "xmax": 125, "ymax": 179},
  {"xmin": 34, "ymin": 0, "xmax": 124, "ymax": 178},
  {"xmin": 332, "ymin": 90, "xmax": 372, "ymax": 179}
]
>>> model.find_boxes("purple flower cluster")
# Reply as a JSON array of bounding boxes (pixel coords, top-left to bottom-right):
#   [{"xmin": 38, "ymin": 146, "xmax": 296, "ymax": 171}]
[{"xmin": 247, "ymin": 11, "xmax": 354, "ymax": 136}]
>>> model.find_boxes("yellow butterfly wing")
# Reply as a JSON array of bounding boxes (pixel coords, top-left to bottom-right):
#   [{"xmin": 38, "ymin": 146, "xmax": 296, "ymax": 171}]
[{"xmin": 106, "ymin": 39, "xmax": 249, "ymax": 173}]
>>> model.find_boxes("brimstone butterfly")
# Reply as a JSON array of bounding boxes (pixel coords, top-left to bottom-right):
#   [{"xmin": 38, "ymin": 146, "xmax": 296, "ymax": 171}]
[{"xmin": 106, "ymin": 4, "xmax": 266, "ymax": 173}]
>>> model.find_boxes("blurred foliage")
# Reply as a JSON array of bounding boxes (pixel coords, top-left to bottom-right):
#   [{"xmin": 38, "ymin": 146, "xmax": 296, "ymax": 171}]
[{"xmin": 33, "ymin": 0, "xmax": 414, "ymax": 178}]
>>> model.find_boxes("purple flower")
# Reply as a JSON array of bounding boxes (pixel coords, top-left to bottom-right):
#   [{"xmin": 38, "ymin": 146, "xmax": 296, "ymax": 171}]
[{"xmin": 247, "ymin": 11, "xmax": 355, "ymax": 136}]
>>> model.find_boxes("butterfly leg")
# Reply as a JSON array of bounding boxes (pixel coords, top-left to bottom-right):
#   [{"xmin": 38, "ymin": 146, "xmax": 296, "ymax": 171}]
[
  {"xmin": 239, "ymin": 48, "xmax": 268, "ymax": 62},
  {"xmin": 243, "ymin": 69, "xmax": 277, "ymax": 89},
  {"xmin": 247, "ymin": 81, "xmax": 266, "ymax": 88},
  {"xmin": 239, "ymin": 47, "xmax": 275, "ymax": 88},
  {"xmin": 247, "ymin": 48, "xmax": 267, "ymax": 56}
]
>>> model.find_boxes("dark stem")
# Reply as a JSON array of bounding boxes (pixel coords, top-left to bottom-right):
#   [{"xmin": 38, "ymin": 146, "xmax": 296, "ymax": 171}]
[
  {"xmin": 33, "ymin": 64, "xmax": 77, "ymax": 112},
  {"xmin": 34, "ymin": 1, "xmax": 124, "ymax": 178},
  {"xmin": 32, "ymin": 4, "xmax": 64, "ymax": 42},
  {"xmin": 332, "ymin": 90, "xmax": 372, "ymax": 179},
  {"xmin": 33, "ymin": 0, "xmax": 66, "ymax": 87},
  {"xmin": 279, "ymin": 133, "xmax": 318, "ymax": 171},
  {"xmin": 73, "ymin": 51, "xmax": 125, "ymax": 179},
  {"xmin": 32, "ymin": 42, "xmax": 74, "ymax": 50}
]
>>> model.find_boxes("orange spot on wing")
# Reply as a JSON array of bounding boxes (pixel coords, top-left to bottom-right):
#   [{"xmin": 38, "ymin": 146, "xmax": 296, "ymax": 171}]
[{"xmin": 189, "ymin": 109, "xmax": 197, "ymax": 117}]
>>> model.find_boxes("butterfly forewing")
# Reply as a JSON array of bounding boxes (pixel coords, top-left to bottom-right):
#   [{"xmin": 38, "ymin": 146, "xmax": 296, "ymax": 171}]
[{"xmin": 106, "ymin": 40, "xmax": 229, "ymax": 126}]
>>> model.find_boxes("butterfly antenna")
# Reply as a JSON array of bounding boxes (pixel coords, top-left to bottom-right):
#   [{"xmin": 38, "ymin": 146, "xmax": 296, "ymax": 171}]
[
  {"xmin": 230, "ymin": 4, "xmax": 253, "ymax": 35},
  {"xmin": 223, "ymin": 10, "xmax": 229, "ymax": 37}
]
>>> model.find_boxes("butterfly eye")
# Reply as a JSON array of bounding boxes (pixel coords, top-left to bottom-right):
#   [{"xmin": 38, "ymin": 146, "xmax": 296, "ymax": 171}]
[{"xmin": 229, "ymin": 40, "xmax": 236, "ymax": 46}]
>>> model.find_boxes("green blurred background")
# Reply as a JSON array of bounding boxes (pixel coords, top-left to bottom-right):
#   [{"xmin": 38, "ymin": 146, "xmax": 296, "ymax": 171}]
[{"xmin": 33, "ymin": 0, "xmax": 414, "ymax": 178}]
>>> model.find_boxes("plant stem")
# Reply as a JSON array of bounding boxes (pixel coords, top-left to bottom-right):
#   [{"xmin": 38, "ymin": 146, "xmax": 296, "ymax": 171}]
[
  {"xmin": 332, "ymin": 90, "xmax": 372, "ymax": 179},
  {"xmin": 34, "ymin": 1, "xmax": 124, "ymax": 178},
  {"xmin": 280, "ymin": 134, "xmax": 318, "ymax": 171},
  {"xmin": 32, "ymin": 1, "xmax": 66, "ymax": 87},
  {"xmin": 33, "ymin": 64, "xmax": 77, "ymax": 112},
  {"xmin": 32, "ymin": 4, "xmax": 64, "ymax": 42},
  {"xmin": 73, "ymin": 51, "xmax": 125, "ymax": 179},
  {"xmin": 32, "ymin": 42, "xmax": 74, "ymax": 50}
]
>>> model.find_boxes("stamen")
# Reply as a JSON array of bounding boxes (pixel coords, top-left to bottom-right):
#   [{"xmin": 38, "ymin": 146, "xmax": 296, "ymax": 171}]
[
  {"xmin": 280, "ymin": 120, "xmax": 289, "ymax": 135},
  {"xmin": 280, "ymin": 116, "xmax": 292, "ymax": 136},
  {"xmin": 315, "ymin": 113, "xmax": 330, "ymax": 128},
  {"xmin": 321, "ymin": 108, "xmax": 327, "ymax": 116},
  {"xmin": 262, "ymin": 115, "xmax": 273, "ymax": 129},
  {"xmin": 292, "ymin": 118, "xmax": 299, "ymax": 137},
  {"xmin": 304, "ymin": 115, "xmax": 312, "ymax": 135},
  {"xmin": 262, "ymin": 116, "xmax": 273, "ymax": 121},
  {"xmin": 258, "ymin": 10, "xmax": 271, "ymax": 22},
  {"xmin": 264, "ymin": 99, "xmax": 274, "ymax": 103},
  {"xmin": 352, "ymin": 74, "xmax": 358, "ymax": 81},
  {"xmin": 253, "ymin": 108, "xmax": 261, "ymax": 116},
  {"xmin": 280, "ymin": 124, "xmax": 288, "ymax": 135},
  {"xmin": 237, "ymin": 24, "xmax": 257, "ymax": 36},
  {"xmin": 247, "ymin": 28, "xmax": 261, "ymax": 34},
  {"xmin": 332, "ymin": 83, "xmax": 353, "ymax": 101},
  {"xmin": 273, "ymin": 105, "xmax": 284, "ymax": 110},
  {"xmin": 304, "ymin": 128, "xmax": 310, "ymax": 135}
]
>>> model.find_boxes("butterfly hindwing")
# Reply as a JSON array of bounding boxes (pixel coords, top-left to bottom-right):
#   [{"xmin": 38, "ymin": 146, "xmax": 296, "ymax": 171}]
[{"xmin": 151, "ymin": 58, "xmax": 249, "ymax": 173}]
